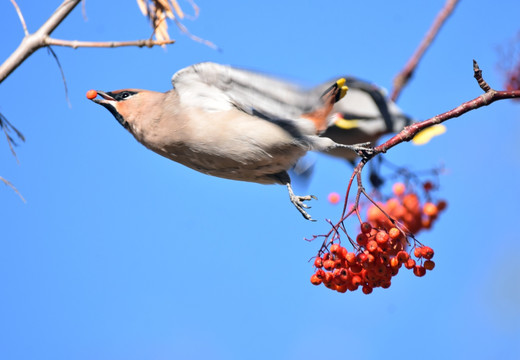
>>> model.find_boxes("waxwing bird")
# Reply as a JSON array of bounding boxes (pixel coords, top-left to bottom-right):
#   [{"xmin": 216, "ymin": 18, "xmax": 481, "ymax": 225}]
[
  {"xmin": 317, "ymin": 77, "xmax": 413, "ymax": 162},
  {"xmin": 90, "ymin": 62, "xmax": 370, "ymax": 221}
]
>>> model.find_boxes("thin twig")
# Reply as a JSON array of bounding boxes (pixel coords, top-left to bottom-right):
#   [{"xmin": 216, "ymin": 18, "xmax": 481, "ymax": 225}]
[
  {"xmin": 185, "ymin": 0, "xmax": 200, "ymax": 20},
  {"xmin": 47, "ymin": 47, "xmax": 71, "ymax": 107},
  {"xmin": 81, "ymin": 0, "xmax": 88, "ymax": 21},
  {"xmin": 0, "ymin": 176, "xmax": 26, "ymax": 203},
  {"xmin": 391, "ymin": 0, "xmax": 460, "ymax": 101},
  {"xmin": 172, "ymin": 17, "xmax": 218, "ymax": 50},
  {"xmin": 10, "ymin": 0, "xmax": 29, "ymax": 36},
  {"xmin": 44, "ymin": 37, "xmax": 175, "ymax": 48},
  {"xmin": 0, "ymin": 111, "xmax": 25, "ymax": 163}
]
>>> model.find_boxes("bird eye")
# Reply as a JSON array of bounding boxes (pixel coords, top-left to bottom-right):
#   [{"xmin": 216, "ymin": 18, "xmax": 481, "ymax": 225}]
[{"xmin": 112, "ymin": 90, "xmax": 136, "ymax": 101}]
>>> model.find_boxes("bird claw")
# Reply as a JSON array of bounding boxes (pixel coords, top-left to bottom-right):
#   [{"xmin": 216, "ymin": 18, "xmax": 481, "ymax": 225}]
[
  {"xmin": 286, "ymin": 183, "xmax": 317, "ymax": 221},
  {"xmin": 290, "ymin": 194, "xmax": 317, "ymax": 221},
  {"xmin": 339, "ymin": 142, "xmax": 375, "ymax": 159}
]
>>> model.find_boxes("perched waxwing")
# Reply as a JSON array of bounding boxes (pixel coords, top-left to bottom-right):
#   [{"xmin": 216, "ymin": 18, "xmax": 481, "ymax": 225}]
[
  {"xmin": 90, "ymin": 62, "xmax": 369, "ymax": 220},
  {"xmin": 291, "ymin": 78, "xmax": 444, "ymax": 179},
  {"xmin": 318, "ymin": 77, "xmax": 413, "ymax": 162}
]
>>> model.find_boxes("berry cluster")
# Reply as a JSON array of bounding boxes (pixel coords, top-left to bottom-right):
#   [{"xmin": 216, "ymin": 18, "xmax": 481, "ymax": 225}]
[
  {"xmin": 311, "ymin": 182, "xmax": 445, "ymax": 294},
  {"xmin": 367, "ymin": 182, "xmax": 446, "ymax": 235},
  {"xmin": 311, "ymin": 223, "xmax": 435, "ymax": 294}
]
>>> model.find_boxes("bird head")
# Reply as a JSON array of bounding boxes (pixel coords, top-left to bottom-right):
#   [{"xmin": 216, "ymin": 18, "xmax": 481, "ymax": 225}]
[
  {"xmin": 89, "ymin": 89, "xmax": 169, "ymax": 134},
  {"xmin": 89, "ymin": 89, "xmax": 145, "ymax": 129}
]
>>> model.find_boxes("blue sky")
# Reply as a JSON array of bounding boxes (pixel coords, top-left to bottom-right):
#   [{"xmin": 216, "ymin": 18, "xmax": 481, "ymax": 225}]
[{"xmin": 1, "ymin": 1, "xmax": 520, "ymax": 359}]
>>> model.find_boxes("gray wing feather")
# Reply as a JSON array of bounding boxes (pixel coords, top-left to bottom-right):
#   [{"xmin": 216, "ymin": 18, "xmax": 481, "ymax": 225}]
[{"xmin": 171, "ymin": 62, "xmax": 320, "ymax": 120}]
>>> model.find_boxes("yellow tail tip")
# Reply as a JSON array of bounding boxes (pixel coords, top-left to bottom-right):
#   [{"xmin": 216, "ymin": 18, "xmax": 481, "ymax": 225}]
[
  {"xmin": 339, "ymin": 85, "xmax": 349, "ymax": 100},
  {"xmin": 336, "ymin": 78, "xmax": 346, "ymax": 88},
  {"xmin": 412, "ymin": 124, "xmax": 447, "ymax": 145}
]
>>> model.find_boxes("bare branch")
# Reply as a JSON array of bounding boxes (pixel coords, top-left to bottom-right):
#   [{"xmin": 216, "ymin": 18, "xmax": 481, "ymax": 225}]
[
  {"xmin": 391, "ymin": 0, "xmax": 460, "ymax": 101},
  {"xmin": 0, "ymin": 0, "xmax": 178, "ymax": 84},
  {"xmin": 0, "ymin": 0, "xmax": 81, "ymax": 84},
  {"xmin": 10, "ymin": 0, "xmax": 29, "ymax": 36},
  {"xmin": 379, "ymin": 61, "xmax": 519, "ymax": 156},
  {"xmin": 44, "ymin": 37, "xmax": 175, "ymax": 49}
]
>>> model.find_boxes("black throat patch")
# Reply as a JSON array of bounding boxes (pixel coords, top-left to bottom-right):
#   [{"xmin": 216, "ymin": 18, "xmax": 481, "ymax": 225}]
[{"xmin": 100, "ymin": 102, "xmax": 129, "ymax": 129}]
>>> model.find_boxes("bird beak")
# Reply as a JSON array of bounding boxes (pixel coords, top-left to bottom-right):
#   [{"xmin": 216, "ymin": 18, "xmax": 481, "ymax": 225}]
[{"xmin": 92, "ymin": 90, "xmax": 115, "ymax": 104}]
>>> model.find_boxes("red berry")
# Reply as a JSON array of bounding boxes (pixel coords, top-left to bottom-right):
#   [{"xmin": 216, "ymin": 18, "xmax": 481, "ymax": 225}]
[
  {"xmin": 375, "ymin": 231, "xmax": 389, "ymax": 245},
  {"xmin": 423, "ymin": 202, "xmax": 439, "ymax": 217},
  {"xmin": 422, "ymin": 246, "xmax": 434, "ymax": 260},
  {"xmin": 424, "ymin": 260, "xmax": 436, "ymax": 270},
  {"xmin": 335, "ymin": 268, "xmax": 349, "ymax": 283},
  {"xmin": 329, "ymin": 244, "xmax": 341, "ymax": 255},
  {"xmin": 413, "ymin": 265, "xmax": 426, "ymax": 277},
  {"xmin": 313, "ymin": 257, "xmax": 323, "ymax": 268},
  {"xmin": 349, "ymin": 263, "xmax": 363, "ymax": 274},
  {"xmin": 414, "ymin": 247, "xmax": 423, "ymax": 258},
  {"xmin": 389, "ymin": 257, "xmax": 400, "ymax": 268},
  {"xmin": 351, "ymin": 275, "xmax": 362, "ymax": 287},
  {"xmin": 338, "ymin": 246, "xmax": 348, "ymax": 260},
  {"xmin": 336, "ymin": 284, "xmax": 348, "ymax": 293},
  {"xmin": 366, "ymin": 240, "xmax": 378, "ymax": 253},
  {"xmin": 310, "ymin": 274, "xmax": 322, "ymax": 285},
  {"xmin": 356, "ymin": 233, "xmax": 367, "ymax": 246},
  {"xmin": 396, "ymin": 250, "xmax": 409, "ymax": 262},
  {"xmin": 404, "ymin": 258, "xmax": 416, "ymax": 269},
  {"xmin": 392, "ymin": 182, "xmax": 406, "ymax": 196},
  {"xmin": 323, "ymin": 260, "xmax": 335, "ymax": 271},
  {"xmin": 357, "ymin": 252, "xmax": 368, "ymax": 264},
  {"xmin": 388, "ymin": 227, "xmax": 401, "ymax": 240},
  {"xmin": 360, "ymin": 222, "xmax": 372, "ymax": 234},
  {"xmin": 86, "ymin": 89, "xmax": 97, "ymax": 100},
  {"xmin": 345, "ymin": 252, "xmax": 356, "ymax": 265},
  {"xmin": 381, "ymin": 280, "xmax": 391, "ymax": 289},
  {"xmin": 324, "ymin": 272, "xmax": 333, "ymax": 284},
  {"xmin": 362, "ymin": 285, "xmax": 373, "ymax": 294},
  {"xmin": 328, "ymin": 192, "xmax": 341, "ymax": 204}
]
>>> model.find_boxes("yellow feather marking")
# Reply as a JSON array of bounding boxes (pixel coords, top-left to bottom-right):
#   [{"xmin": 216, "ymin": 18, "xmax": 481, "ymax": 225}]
[
  {"xmin": 339, "ymin": 85, "xmax": 349, "ymax": 100},
  {"xmin": 336, "ymin": 78, "xmax": 346, "ymax": 88},
  {"xmin": 334, "ymin": 117, "xmax": 359, "ymax": 130},
  {"xmin": 412, "ymin": 124, "xmax": 447, "ymax": 145}
]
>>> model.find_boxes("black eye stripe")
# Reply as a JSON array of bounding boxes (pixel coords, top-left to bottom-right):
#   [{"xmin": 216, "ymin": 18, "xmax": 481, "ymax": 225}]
[{"xmin": 106, "ymin": 91, "xmax": 137, "ymax": 101}]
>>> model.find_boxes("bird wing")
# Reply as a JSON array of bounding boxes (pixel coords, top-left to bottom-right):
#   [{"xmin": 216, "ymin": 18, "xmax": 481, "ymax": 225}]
[{"xmin": 171, "ymin": 62, "xmax": 320, "ymax": 121}]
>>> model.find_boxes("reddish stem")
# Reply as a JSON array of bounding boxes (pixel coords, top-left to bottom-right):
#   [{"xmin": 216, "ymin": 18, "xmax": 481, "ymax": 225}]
[{"xmin": 391, "ymin": 0, "xmax": 460, "ymax": 101}]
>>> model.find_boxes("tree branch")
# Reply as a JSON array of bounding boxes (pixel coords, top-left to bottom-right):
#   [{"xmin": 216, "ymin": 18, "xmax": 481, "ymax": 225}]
[
  {"xmin": 0, "ymin": 0, "xmax": 81, "ymax": 84},
  {"xmin": 43, "ymin": 37, "xmax": 175, "ymax": 49},
  {"xmin": 10, "ymin": 0, "xmax": 29, "ymax": 36},
  {"xmin": 390, "ymin": 0, "xmax": 460, "ymax": 101},
  {"xmin": 377, "ymin": 61, "xmax": 518, "ymax": 156},
  {"xmin": 0, "ymin": 0, "xmax": 176, "ymax": 84},
  {"xmin": 313, "ymin": 61, "xmax": 520, "ymax": 247}
]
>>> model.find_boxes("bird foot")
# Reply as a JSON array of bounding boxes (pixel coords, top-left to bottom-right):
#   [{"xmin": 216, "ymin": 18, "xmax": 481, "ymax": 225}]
[
  {"xmin": 338, "ymin": 142, "xmax": 375, "ymax": 159},
  {"xmin": 286, "ymin": 183, "xmax": 317, "ymax": 221}
]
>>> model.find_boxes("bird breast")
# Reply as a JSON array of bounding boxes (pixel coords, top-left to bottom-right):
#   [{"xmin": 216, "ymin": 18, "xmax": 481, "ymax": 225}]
[{"xmin": 134, "ymin": 106, "xmax": 311, "ymax": 184}]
